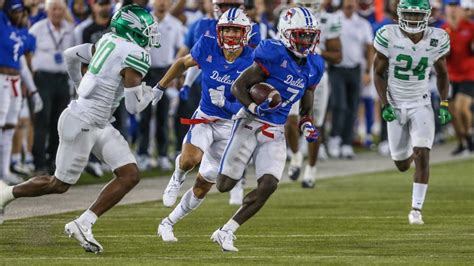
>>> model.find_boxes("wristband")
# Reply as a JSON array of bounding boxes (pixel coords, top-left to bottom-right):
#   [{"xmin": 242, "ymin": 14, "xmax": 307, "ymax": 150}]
[{"xmin": 440, "ymin": 100, "xmax": 449, "ymax": 107}]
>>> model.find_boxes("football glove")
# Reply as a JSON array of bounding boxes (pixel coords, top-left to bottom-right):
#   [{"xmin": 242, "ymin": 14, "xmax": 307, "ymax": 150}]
[
  {"xmin": 179, "ymin": 85, "xmax": 190, "ymax": 101},
  {"xmin": 299, "ymin": 117, "xmax": 319, "ymax": 143},
  {"xmin": 152, "ymin": 84, "xmax": 165, "ymax": 105},
  {"xmin": 438, "ymin": 106, "xmax": 452, "ymax": 125},
  {"xmin": 248, "ymin": 99, "xmax": 281, "ymax": 117},
  {"xmin": 382, "ymin": 104, "xmax": 397, "ymax": 122},
  {"xmin": 209, "ymin": 87, "xmax": 225, "ymax": 107}
]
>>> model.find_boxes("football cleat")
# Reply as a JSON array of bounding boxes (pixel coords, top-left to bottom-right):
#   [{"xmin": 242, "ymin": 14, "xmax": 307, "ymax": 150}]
[
  {"xmin": 211, "ymin": 228, "xmax": 238, "ymax": 252},
  {"xmin": 163, "ymin": 175, "xmax": 184, "ymax": 207},
  {"xmin": 0, "ymin": 181, "xmax": 12, "ymax": 225},
  {"xmin": 163, "ymin": 155, "xmax": 185, "ymax": 207},
  {"xmin": 158, "ymin": 156, "xmax": 172, "ymax": 171},
  {"xmin": 64, "ymin": 220, "xmax": 104, "ymax": 254},
  {"xmin": 229, "ymin": 179, "xmax": 244, "ymax": 205},
  {"xmin": 84, "ymin": 162, "xmax": 104, "ymax": 178},
  {"xmin": 408, "ymin": 209, "xmax": 424, "ymax": 225},
  {"xmin": 287, "ymin": 151, "xmax": 303, "ymax": 181},
  {"xmin": 318, "ymin": 145, "xmax": 328, "ymax": 161},
  {"xmin": 157, "ymin": 220, "xmax": 178, "ymax": 242},
  {"xmin": 301, "ymin": 165, "xmax": 317, "ymax": 189}
]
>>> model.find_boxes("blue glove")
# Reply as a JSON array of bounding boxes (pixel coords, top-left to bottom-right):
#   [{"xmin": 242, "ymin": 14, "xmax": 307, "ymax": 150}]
[
  {"xmin": 179, "ymin": 85, "xmax": 190, "ymax": 101},
  {"xmin": 302, "ymin": 123, "xmax": 319, "ymax": 143},
  {"xmin": 299, "ymin": 117, "xmax": 319, "ymax": 143},
  {"xmin": 249, "ymin": 99, "xmax": 281, "ymax": 117}
]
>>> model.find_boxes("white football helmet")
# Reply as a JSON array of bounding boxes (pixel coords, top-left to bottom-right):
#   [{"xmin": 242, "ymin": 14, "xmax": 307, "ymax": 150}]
[
  {"xmin": 217, "ymin": 8, "xmax": 251, "ymax": 52},
  {"xmin": 278, "ymin": 7, "xmax": 321, "ymax": 58},
  {"xmin": 212, "ymin": 0, "xmax": 244, "ymax": 19},
  {"xmin": 294, "ymin": 0, "xmax": 323, "ymax": 13}
]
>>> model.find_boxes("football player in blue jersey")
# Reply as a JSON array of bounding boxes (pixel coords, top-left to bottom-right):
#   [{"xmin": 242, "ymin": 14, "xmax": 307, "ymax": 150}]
[
  {"xmin": 165, "ymin": 0, "xmax": 262, "ymax": 206},
  {"xmin": 210, "ymin": 7, "xmax": 325, "ymax": 252},
  {"xmin": 0, "ymin": 0, "xmax": 42, "ymax": 185},
  {"xmin": 153, "ymin": 8, "xmax": 255, "ymax": 242}
]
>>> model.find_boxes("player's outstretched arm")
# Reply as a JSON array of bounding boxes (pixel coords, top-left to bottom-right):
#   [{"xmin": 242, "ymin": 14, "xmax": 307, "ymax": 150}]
[
  {"xmin": 231, "ymin": 62, "xmax": 267, "ymax": 108},
  {"xmin": 322, "ymin": 37, "xmax": 342, "ymax": 65},
  {"xmin": 123, "ymin": 68, "xmax": 159, "ymax": 114},
  {"xmin": 157, "ymin": 54, "xmax": 197, "ymax": 89},
  {"xmin": 373, "ymin": 51, "xmax": 389, "ymax": 106}
]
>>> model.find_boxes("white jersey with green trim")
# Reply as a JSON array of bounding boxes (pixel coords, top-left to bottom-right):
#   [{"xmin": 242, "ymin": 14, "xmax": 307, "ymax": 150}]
[
  {"xmin": 317, "ymin": 11, "xmax": 341, "ymax": 51},
  {"xmin": 70, "ymin": 33, "xmax": 151, "ymax": 127},
  {"xmin": 374, "ymin": 25, "xmax": 449, "ymax": 108}
]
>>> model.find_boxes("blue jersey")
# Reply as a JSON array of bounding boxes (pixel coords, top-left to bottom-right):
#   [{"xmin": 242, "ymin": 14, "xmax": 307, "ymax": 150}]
[
  {"xmin": 253, "ymin": 40, "xmax": 325, "ymax": 125},
  {"xmin": 0, "ymin": 11, "xmax": 36, "ymax": 70},
  {"xmin": 191, "ymin": 35, "xmax": 254, "ymax": 120},
  {"xmin": 188, "ymin": 17, "xmax": 261, "ymax": 49}
]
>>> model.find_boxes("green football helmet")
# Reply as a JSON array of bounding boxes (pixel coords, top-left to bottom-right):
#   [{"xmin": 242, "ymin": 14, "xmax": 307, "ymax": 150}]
[
  {"xmin": 111, "ymin": 4, "xmax": 160, "ymax": 49},
  {"xmin": 397, "ymin": 0, "xmax": 431, "ymax": 34}
]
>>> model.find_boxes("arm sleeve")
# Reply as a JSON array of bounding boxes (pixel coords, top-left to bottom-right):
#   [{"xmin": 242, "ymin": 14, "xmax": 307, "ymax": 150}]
[
  {"xmin": 434, "ymin": 30, "xmax": 450, "ymax": 61},
  {"xmin": 19, "ymin": 56, "xmax": 38, "ymax": 93},
  {"xmin": 223, "ymin": 101, "xmax": 243, "ymax": 115},
  {"xmin": 124, "ymin": 50, "xmax": 151, "ymax": 78},
  {"xmin": 373, "ymin": 26, "xmax": 389, "ymax": 57},
  {"xmin": 63, "ymin": 43, "xmax": 93, "ymax": 87},
  {"xmin": 183, "ymin": 66, "xmax": 201, "ymax": 87},
  {"xmin": 124, "ymin": 83, "xmax": 155, "ymax": 114}
]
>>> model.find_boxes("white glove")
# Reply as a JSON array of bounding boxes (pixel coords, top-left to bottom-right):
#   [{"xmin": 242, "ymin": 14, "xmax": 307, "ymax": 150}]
[
  {"xmin": 32, "ymin": 92, "xmax": 43, "ymax": 113},
  {"xmin": 314, "ymin": 46, "xmax": 322, "ymax": 55},
  {"xmin": 209, "ymin": 87, "xmax": 225, "ymax": 107},
  {"xmin": 152, "ymin": 84, "xmax": 165, "ymax": 105}
]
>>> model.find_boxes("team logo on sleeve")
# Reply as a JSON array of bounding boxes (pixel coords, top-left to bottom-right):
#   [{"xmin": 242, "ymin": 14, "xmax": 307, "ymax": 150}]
[
  {"xmin": 430, "ymin": 38, "xmax": 438, "ymax": 47},
  {"xmin": 280, "ymin": 60, "xmax": 288, "ymax": 68},
  {"xmin": 206, "ymin": 55, "xmax": 213, "ymax": 63}
]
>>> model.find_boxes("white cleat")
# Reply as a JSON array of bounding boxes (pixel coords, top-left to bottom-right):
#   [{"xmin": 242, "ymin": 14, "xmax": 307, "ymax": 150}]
[
  {"xmin": 408, "ymin": 210, "xmax": 424, "ymax": 225},
  {"xmin": 211, "ymin": 228, "xmax": 238, "ymax": 252},
  {"xmin": 157, "ymin": 220, "xmax": 178, "ymax": 242},
  {"xmin": 64, "ymin": 221, "xmax": 104, "ymax": 254},
  {"xmin": 341, "ymin": 145, "xmax": 355, "ymax": 159},
  {"xmin": 229, "ymin": 179, "xmax": 244, "ymax": 205},
  {"xmin": 158, "ymin": 156, "xmax": 172, "ymax": 171},
  {"xmin": 287, "ymin": 151, "xmax": 303, "ymax": 181},
  {"xmin": 318, "ymin": 145, "xmax": 328, "ymax": 161},
  {"xmin": 0, "ymin": 181, "xmax": 13, "ymax": 225},
  {"xmin": 162, "ymin": 174, "xmax": 184, "ymax": 207}
]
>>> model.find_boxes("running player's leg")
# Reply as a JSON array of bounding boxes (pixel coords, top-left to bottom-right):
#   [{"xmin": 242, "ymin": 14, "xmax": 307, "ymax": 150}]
[
  {"xmin": 408, "ymin": 105, "xmax": 435, "ymax": 225},
  {"xmin": 387, "ymin": 108, "xmax": 413, "ymax": 172},
  {"xmin": 159, "ymin": 121, "xmax": 231, "ymax": 241},
  {"xmin": 303, "ymin": 73, "xmax": 329, "ymax": 188},
  {"xmin": 286, "ymin": 101, "xmax": 302, "ymax": 181},
  {"xmin": 163, "ymin": 115, "xmax": 212, "ymax": 207}
]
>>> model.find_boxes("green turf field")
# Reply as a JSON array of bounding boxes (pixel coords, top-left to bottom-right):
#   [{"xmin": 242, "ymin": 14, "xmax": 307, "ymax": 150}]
[{"xmin": 0, "ymin": 159, "xmax": 473, "ymax": 265}]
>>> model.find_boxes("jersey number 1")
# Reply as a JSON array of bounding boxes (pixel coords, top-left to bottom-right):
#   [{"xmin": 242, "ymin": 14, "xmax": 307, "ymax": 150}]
[
  {"xmin": 89, "ymin": 40, "xmax": 116, "ymax": 74},
  {"xmin": 394, "ymin": 54, "xmax": 428, "ymax": 81}
]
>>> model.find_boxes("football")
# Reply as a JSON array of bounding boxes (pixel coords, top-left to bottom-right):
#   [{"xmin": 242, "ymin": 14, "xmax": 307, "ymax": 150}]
[{"xmin": 249, "ymin": 82, "xmax": 282, "ymax": 107}]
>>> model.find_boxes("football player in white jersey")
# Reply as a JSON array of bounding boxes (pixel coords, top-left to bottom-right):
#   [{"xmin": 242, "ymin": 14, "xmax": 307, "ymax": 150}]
[
  {"xmin": 373, "ymin": 0, "xmax": 451, "ymax": 225},
  {"xmin": 0, "ymin": 5, "xmax": 163, "ymax": 253},
  {"xmin": 286, "ymin": 0, "xmax": 342, "ymax": 187}
]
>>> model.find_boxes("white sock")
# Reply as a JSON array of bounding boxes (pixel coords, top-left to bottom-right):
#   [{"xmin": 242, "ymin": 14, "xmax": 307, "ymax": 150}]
[
  {"xmin": 222, "ymin": 219, "xmax": 240, "ymax": 233},
  {"xmin": 412, "ymin": 183, "xmax": 428, "ymax": 210},
  {"xmin": 303, "ymin": 165, "xmax": 317, "ymax": 182},
  {"xmin": 76, "ymin": 209, "xmax": 98, "ymax": 229},
  {"xmin": 167, "ymin": 188, "xmax": 203, "ymax": 225},
  {"xmin": 290, "ymin": 151, "xmax": 303, "ymax": 166},
  {"xmin": 11, "ymin": 153, "xmax": 21, "ymax": 164},
  {"xmin": 1, "ymin": 129, "xmax": 14, "ymax": 177},
  {"xmin": 25, "ymin": 152, "xmax": 33, "ymax": 163}
]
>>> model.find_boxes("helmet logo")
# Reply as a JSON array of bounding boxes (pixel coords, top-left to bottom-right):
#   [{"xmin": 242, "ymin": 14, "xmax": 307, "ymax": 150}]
[
  {"xmin": 122, "ymin": 10, "xmax": 143, "ymax": 29},
  {"xmin": 285, "ymin": 9, "xmax": 296, "ymax": 21}
]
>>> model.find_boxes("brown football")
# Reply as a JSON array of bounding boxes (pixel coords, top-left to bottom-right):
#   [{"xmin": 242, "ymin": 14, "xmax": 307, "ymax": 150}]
[{"xmin": 249, "ymin": 83, "xmax": 282, "ymax": 107}]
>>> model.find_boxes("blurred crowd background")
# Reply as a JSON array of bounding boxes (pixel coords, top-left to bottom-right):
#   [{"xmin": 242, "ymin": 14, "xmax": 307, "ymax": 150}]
[{"xmin": 1, "ymin": 0, "xmax": 473, "ymax": 182}]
